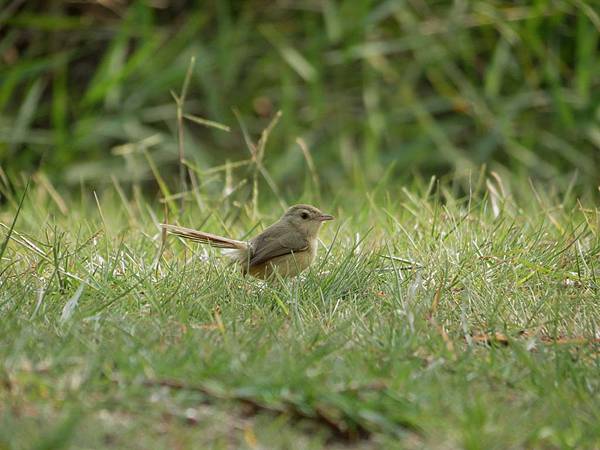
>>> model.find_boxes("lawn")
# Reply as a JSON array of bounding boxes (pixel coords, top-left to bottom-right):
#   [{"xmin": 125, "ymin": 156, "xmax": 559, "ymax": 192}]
[
  {"xmin": 1, "ymin": 170, "xmax": 598, "ymax": 449},
  {"xmin": 2, "ymin": 1, "xmax": 600, "ymax": 447}
]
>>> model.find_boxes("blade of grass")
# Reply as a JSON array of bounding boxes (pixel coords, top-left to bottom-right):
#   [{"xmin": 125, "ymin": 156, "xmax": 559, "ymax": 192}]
[{"xmin": 0, "ymin": 179, "xmax": 29, "ymax": 269}]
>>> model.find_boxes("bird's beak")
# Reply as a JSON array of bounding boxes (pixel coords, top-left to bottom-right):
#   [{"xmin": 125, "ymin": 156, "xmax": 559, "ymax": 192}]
[{"xmin": 318, "ymin": 213, "xmax": 334, "ymax": 222}]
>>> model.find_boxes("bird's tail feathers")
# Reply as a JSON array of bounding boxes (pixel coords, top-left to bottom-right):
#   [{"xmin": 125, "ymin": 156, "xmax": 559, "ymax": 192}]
[{"xmin": 161, "ymin": 224, "xmax": 248, "ymax": 250}]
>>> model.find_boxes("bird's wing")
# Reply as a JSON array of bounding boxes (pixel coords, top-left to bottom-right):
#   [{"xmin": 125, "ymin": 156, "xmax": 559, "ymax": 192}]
[{"xmin": 248, "ymin": 229, "xmax": 308, "ymax": 268}]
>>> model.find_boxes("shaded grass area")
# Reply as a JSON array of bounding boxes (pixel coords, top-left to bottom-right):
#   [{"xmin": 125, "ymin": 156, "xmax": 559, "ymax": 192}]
[
  {"xmin": 1, "ymin": 172, "xmax": 599, "ymax": 449},
  {"xmin": 1, "ymin": 1, "xmax": 600, "ymax": 189}
]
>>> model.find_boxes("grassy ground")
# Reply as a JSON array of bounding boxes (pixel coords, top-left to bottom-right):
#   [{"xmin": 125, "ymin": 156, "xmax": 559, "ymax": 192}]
[
  {"xmin": 1, "ymin": 170, "xmax": 599, "ymax": 449},
  {"xmin": 2, "ymin": 1, "xmax": 599, "ymax": 448}
]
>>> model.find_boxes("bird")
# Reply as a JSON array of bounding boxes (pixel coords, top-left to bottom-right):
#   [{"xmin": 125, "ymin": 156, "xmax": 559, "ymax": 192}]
[{"xmin": 161, "ymin": 204, "xmax": 334, "ymax": 279}]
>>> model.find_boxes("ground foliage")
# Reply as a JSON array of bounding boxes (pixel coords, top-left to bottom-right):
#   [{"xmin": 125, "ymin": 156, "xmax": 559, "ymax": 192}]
[{"xmin": 1, "ymin": 169, "xmax": 599, "ymax": 448}]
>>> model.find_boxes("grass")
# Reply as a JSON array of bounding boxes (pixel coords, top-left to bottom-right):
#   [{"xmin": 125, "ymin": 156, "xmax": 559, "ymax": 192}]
[
  {"xmin": 1, "ymin": 1, "xmax": 600, "ymax": 188},
  {"xmin": 1, "ymin": 3, "xmax": 600, "ymax": 446},
  {"xmin": 1, "ymin": 167, "xmax": 599, "ymax": 449}
]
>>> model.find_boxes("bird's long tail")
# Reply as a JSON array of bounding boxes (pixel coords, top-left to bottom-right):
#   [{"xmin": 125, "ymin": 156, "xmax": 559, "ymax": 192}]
[{"xmin": 160, "ymin": 224, "xmax": 248, "ymax": 250}]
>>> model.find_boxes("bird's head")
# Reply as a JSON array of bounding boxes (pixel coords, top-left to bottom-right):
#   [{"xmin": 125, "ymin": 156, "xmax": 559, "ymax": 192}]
[{"xmin": 282, "ymin": 204, "xmax": 334, "ymax": 238}]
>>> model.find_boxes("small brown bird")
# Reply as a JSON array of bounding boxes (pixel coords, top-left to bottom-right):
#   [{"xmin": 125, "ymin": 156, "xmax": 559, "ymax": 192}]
[{"xmin": 161, "ymin": 204, "xmax": 334, "ymax": 279}]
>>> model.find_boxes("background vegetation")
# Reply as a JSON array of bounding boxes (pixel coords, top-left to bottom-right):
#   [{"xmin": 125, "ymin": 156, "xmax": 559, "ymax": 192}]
[{"xmin": 1, "ymin": 0, "xmax": 599, "ymax": 196}]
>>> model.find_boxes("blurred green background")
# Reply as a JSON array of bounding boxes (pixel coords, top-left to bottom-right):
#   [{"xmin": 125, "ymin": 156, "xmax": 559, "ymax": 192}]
[{"xmin": 1, "ymin": 0, "xmax": 599, "ymax": 195}]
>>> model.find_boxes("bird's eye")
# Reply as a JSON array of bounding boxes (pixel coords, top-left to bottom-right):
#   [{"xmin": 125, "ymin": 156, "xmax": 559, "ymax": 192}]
[{"xmin": 301, "ymin": 212, "xmax": 309, "ymax": 220}]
